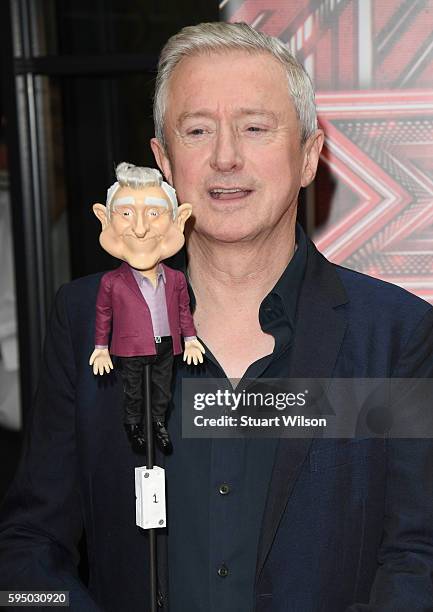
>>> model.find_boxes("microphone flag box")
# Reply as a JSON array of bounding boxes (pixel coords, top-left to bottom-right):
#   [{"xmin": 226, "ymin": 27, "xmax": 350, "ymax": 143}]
[{"xmin": 135, "ymin": 465, "xmax": 166, "ymax": 529}]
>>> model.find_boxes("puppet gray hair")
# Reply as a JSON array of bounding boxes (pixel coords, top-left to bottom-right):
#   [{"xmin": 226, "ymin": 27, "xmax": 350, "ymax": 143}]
[{"xmin": 106, "ymin": 162, "xmax": 178, "ymax": 219}]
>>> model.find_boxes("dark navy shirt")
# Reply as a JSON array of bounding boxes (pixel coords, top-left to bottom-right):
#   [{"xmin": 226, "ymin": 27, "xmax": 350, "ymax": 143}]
[{"xmin": 165, "ymin": 225, "xmax": 307, "ymax": 612}]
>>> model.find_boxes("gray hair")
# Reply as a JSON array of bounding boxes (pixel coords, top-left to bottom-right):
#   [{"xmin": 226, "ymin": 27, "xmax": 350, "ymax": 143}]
[
  {"xmin": 106, "ymin": 162, "xmax": 178, "ymax": 218},
  {"xmin": 154, "ymin": 21, "xmax": 317, "ymax": 148}
]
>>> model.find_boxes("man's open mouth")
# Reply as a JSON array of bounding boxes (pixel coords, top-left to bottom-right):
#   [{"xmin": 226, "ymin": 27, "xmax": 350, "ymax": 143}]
[{"xmin": 208, "ymin": 187, "xmax": 252, "ymax": 200}]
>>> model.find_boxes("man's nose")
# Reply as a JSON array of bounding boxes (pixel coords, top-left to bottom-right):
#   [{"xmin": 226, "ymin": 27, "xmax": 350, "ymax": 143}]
[
  {"xmin": 209, "ymin": 125, "xmax": 243, "ymax": 172},
  {"xmin": 132, "ymin": 212, "xmax": 150, "ymax": 237}
]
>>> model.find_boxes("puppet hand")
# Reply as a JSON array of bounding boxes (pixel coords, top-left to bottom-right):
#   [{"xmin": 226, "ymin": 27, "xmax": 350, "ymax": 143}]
[
  {"xmin": 89, "ymin": 348, "xmax": 114, "ymax": 375},
  {"xmin": 183, "ymin": 339, "xmax": 205, "ymax": 366}
]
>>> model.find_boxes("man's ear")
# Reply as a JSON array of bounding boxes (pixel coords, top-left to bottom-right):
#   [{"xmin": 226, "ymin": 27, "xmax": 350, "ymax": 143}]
[
  {"xmin": 176, "ymin": 203, "xmax": 192, "ymax": 233},
  {"xmin": 93, "ymin": 203, "xmax": 109, "ymax": 230},
  {"xmin": 301, "ymin": 129, "xmax": 325, "ymax": 188},
  {"xmin": 151, "ymin": 137, "xmax": 173, "ymax": 185}
]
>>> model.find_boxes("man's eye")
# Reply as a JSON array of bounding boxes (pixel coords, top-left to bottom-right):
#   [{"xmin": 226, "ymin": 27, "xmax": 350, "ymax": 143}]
[
  {"xmin": 246, "ymin": 126, "xmax": 266, "ymax": 133},
  {"xmin": 122, "ymin": 210, "xmax": 132, "ymax": 217},
  {"xmin": 188, "ymin": 128, "xmax": 206, "ymax": 136},
  {"xmin": 146, "ymin": 209, "xmax": 160, "ymax": 217}
]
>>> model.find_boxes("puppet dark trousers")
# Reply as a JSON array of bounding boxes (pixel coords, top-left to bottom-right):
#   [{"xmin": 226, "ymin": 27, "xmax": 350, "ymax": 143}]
[{"xmin": 117, "ymin": 337, "xmax": 174, "ymax": 424}]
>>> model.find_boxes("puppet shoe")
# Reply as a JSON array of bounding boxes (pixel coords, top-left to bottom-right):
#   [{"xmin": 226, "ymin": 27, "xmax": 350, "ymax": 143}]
[
  {"xmin": 124, "ymin": 423, "xmax": 147, "ymax": 454},
  {"xmin": 153, "ymin": 420, "xmax": 173, "ymax": 455}
]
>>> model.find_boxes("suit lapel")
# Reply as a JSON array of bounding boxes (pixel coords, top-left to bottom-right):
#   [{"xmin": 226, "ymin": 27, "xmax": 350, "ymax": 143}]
[
  {"xmin": 118, "ymin": 262, "xmax": 147, "ymax": 303},
  {"xmin": 255, "ymin": 240, "xmax": 349, "ymax": 582},
  {"xmin": 162, "ymin": 263, "xmax": 175, "ymax": 309}
]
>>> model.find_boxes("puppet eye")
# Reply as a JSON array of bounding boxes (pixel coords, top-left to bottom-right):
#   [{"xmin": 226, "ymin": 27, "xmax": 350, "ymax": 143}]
[
  {"xmin": 146, "ymin": 207, "xmax": 167, "ymax": 218},
  {"xmin": 115, "ymin": 207, "xmax": 133, "ymax": 217}
]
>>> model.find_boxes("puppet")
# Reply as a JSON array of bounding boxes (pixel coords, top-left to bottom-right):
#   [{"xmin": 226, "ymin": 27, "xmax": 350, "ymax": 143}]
[{"xmin": 89, "ymin": 162, "xmax": 204, "ymax": 454}]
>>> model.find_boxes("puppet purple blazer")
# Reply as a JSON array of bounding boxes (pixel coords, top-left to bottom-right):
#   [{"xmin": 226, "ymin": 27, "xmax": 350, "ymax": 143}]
[{"xmin": 94, "ymin": 261, "xmax": 196, "ymax": 357}]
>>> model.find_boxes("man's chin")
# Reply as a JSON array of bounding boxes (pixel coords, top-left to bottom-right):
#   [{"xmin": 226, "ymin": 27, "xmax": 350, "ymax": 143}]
[{"xmin": 194, "ymin": 224, "xmax": 261, "ymax": 244}]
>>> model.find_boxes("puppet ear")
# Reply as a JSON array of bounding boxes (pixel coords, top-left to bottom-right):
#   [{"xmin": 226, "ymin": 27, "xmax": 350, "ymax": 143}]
[
  {"xmin": 176, "ymin": 203, "xmax": 192, "ymax": 232},
  {"xmin": 93, "ymin": 203, "xmax": 110, "ymax": 230}
]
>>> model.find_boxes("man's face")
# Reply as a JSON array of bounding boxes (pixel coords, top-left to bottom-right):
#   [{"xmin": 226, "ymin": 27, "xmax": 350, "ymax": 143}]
[
  {"xmin": 151, "ymin": 50, "xmax": 323, "ymax": 243},
  {"xmin": 93, "ymin": 185, "xmax": 190, "ymax": 270}
]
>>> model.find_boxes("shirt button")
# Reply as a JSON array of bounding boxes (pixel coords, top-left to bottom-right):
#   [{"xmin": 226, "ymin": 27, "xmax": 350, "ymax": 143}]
[
  {"xmin": 217, "ymin": 564, "xmax": 229, "ymax": 577},
  {"xmin": 219, "ymin": 483, "xmax": 230, "ymax": 495}
]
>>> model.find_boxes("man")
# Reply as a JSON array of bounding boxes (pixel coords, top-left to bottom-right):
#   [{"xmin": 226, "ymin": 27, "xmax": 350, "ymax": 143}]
[
  {"xmin": 1, "ymin": 21, "xmax": 433, "ymax": 612},
  {"xmin": 89, "ymin": 163, "xmax": 204, "ymax": 454}
]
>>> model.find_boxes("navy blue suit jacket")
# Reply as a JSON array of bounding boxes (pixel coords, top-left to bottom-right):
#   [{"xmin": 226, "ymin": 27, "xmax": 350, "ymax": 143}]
[{"xmin": 1, "ymin": 239, "xmax": 433, "ymax": 611}]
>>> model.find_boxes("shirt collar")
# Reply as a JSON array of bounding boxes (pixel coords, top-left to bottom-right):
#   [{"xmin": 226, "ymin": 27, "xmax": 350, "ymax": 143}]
[
  {"xmin": 264, "ymin": 223, "xmax": 307, "ymax": 326},
  {"xmin": 164, "ymin": 223, "xmax": 307, "ymax": 323}
]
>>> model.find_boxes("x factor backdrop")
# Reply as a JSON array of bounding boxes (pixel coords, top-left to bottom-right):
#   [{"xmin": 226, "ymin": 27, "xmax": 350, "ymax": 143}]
[{"xmin": 222, "ymin": 0, "xmax": 433, "ymax": 304}]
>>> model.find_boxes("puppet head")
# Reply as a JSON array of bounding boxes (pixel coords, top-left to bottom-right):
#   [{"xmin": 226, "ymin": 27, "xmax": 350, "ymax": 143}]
[{"xmin": 93, "ymin": 163, "xmax": 191, "ymax": 271}]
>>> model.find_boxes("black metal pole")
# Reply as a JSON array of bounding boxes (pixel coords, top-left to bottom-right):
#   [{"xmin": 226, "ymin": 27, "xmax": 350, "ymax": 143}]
[{"xmin": 144, "ymin": 364, "xmax": 157, "ymax": 612}]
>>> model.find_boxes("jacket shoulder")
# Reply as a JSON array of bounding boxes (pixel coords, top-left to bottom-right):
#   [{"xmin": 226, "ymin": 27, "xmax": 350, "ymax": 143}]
[
  {"xmin": 334, "ymin": 263, "xmax": 432, "ymax": 319},
  {"xmin": 56, "ymin": 270, "xmax": 118, "ymax": 315},
  {"xmin": 59, "ymin": 272, "xmax": 104, "ymax": 299}
]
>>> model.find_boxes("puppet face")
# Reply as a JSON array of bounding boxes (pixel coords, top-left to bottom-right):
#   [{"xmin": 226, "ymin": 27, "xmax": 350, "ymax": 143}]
[{"xmin": 93, "ymin": 185, "xmax": 191, "ymax": 271}]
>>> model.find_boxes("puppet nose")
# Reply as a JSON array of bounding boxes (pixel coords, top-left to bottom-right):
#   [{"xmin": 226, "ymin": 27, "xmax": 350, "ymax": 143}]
[{"xmin": 133, "ymin": 213, "xmax": 150, "ymax": 237}]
